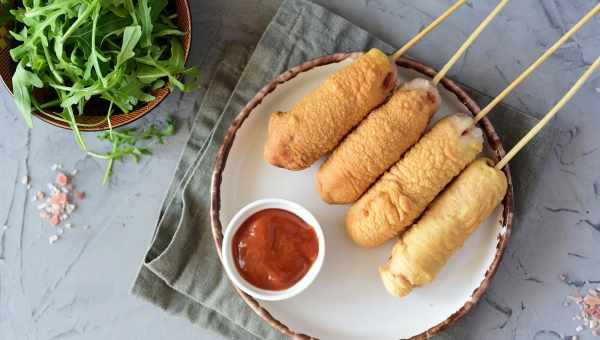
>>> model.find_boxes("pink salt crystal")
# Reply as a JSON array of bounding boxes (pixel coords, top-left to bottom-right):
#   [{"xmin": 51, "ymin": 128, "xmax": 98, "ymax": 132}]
[
  {"xmin": 56, "ymin": 173, "xmax": 69, "ymax": 187},
  {"xmin": 50, "ymin": 203, "xmax": 61, "ymax": 214},
  {"xmin": 39, "ymin": 211, "xmax": 50, "ymax": 220},
  {"xmin": 49, "ymin": 215, "xmax": 60, "ymax": 226},
  {"xmin": 50, "ymin": 192, "xmax": 68, "ymax": 205},
  {"xmin": 35, "ymin": 191, "xmax": 45, "ymax": 200},
  {"xmin": 75, "ymin": 191, "xmax": 85, "ymax": 200}
]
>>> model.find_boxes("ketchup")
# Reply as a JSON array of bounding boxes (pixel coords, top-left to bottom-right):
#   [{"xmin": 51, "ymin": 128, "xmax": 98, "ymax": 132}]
[{"xmin": 232, "ymin": 208, "xmax": 319, "ymax": 291}]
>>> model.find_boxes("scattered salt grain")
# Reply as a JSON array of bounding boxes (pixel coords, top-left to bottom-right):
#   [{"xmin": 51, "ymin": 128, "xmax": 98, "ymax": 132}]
[
  {"xmin": 30, "ymin": 165, "xmax": 88, "ymax": 243},
  {"xmin": 49, "ymin": 215, "xmax": 60, "ymax": 226},
  {"xmin": 65, "ymin": 204, "xmax": 75, "ymax": 214},
  {"xmin": 50, "ymin": 192, "xmax": 67, "ymax": 205},
  {"xmin": 20, "ymin": 175, "xmax": 29, "ymax": 185},
  {"xmin": 26, "ymin": 184, "xmax": 31, "ymax": 190},
  {"xmin": 562, "ymin": 274, "xmax": 600, "ymax": 336},
  {"xmin": 47, "ymin": 183, "xmax": 59, "ymax": 194},
  {"xmin": 56, "ymin": 172, "xmax": 69, "ymax": 186}
]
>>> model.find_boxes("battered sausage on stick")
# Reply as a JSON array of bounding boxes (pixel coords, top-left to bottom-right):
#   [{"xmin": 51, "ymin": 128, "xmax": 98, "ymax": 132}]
[
  {"xmin": 380, "ymin": 52, "xmax": 600, "ymax": 298},
  {"xmin": 346, "ymin": 115, "xmax": 483, "ymax": 248},
  {"xmin": 343, "ymin": 0, "xmax": 510, "ymax": 247},
  {"xmin": 264, "ymin": 49, "xmax": 397, "ymax": 170},
  {"xmin": 316, "ymin": 0, "xmax": 508, "ymax": 203},
  {"xmin": 316, "ymin": 79, "xmax": 440, "ymax": 204},
  {"xmin": 264, "ymin": 0, "xmax": 468, "ymax": 170},
  {"xmin": 379, "ymin": 159, "xmax": 507, "ymax": 297},
  {"xmin": 361, "ymin": 3, "xmax": 600, "ymax": 249}
]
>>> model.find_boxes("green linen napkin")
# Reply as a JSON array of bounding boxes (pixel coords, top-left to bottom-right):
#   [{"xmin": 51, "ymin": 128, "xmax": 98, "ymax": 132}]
[{"xmin": 132, "ymin": 0, "xmax": 555, "ymax": 339}]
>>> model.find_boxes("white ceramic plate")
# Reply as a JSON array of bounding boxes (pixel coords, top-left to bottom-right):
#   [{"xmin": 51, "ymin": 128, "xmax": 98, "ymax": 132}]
[{"xmin": 211, "ymin": 54, "xmax": 513, "ymax": 339}]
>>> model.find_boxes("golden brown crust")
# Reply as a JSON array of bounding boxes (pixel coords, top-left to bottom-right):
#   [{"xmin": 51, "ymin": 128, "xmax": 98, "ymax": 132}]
[
  {"xmin": 264, "ymin": 49, "xmax": 396, "ymax": 170},
  {"xmin": 316, "ymin": 78, "xmax": 440, "ymax": 204},
  {"xmin": 346, "ymin": 114, "xmax": 483, "ymax": 248},
  {"xmin": 379, "ymin": 260, "xmax": 414, "ymax": 297},
  {"xmin": 380, "ymin": 158, "xmax": 508, "ymax": 297}
]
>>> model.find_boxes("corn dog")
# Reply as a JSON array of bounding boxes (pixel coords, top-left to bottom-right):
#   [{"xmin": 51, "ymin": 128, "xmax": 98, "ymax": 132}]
[
  {"xmin": 346, "ymin": 114, "xmax": 483, "ymax": 248},
  {"xmin": 316, "ymin": 78, "xmax": 440, "ymax": 204},
  {"xmin": 379, "ymin": 158, "xmax": 507, "ymax": 297},
  {"xmin": 264, "ymin": 49, "xmax": 397, "ymax": 170}
]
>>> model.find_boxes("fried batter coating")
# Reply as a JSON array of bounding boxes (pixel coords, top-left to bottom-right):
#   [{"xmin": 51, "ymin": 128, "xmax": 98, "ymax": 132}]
[
  {"xmin": 380, "ymin": 158, "xmax": 507, "ymax": 297},
  {"xmin": 264, "ymin": 49, "xmax": 397, "ymax": 170},
  {"xmin": 317, "ymin": 78, "xmax": 440, "ymax": 204},
  {"xmin": 346, "ymin": 114, "xmax": 483, "ymax": 248}
]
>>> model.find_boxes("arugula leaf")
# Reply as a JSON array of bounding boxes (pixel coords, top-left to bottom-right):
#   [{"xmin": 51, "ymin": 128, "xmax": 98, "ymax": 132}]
[
  {"xmin": 96, "ymin": 117, "xmax": 176, "ymax": 184},
  {"xmin": 9, "ymin": 0, "xmax": 199, "ymax": 182},
  {"xmin": 149, "ymin": 0, "xmax": 168, "ymax": 21},
  {"xmin": 12, "ymin": 61, "xmax": 43, "ymax": 127},
  {"xmin": 116, "ymin": 25, "xmax": 142, "ymax": 67},
  {"xmin": 136, "ymin": 0, "xmax": 153, "ymax": 48}
]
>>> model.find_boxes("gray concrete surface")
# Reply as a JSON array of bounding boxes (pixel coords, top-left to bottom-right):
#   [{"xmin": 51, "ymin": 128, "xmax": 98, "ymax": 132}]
[{"xmin": 1, "ymin": 1, "xmax": 599, "ymax": 339}]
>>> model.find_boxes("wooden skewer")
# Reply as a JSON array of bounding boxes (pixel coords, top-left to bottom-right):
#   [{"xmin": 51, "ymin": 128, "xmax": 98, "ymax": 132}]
[
  {"xmin": 432, "ymin": 0, "xmax": 510, "ymax": 85},
  {"xmin": 473, "ymin": 2, "xmax": 600, "ymax": 125},
  {"xmin": 496, "ymin": 55, "xmax": 600, "ymax": 170},
  {"xmin": 391, "ymin": 0, "xmax": 467, "ymax": 61}
]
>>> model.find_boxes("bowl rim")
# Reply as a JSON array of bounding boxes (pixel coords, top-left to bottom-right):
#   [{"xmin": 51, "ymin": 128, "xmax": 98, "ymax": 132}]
[
  {"xmin": 221, "ymin": 198, "xmax": 326, "ymax": 301},
  {"xmin": 0, "ymin": 0, "xmax": 192, "ymax": 132},
  {"xmin": 210, "ymin": 52, "xmax": 515, "ymax": 340}
]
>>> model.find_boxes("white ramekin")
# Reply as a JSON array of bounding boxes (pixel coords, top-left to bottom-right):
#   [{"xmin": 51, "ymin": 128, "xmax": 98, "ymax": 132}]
[{"xmin": 221, "ymin": 198, "xmax": 325, "ymax": 301}]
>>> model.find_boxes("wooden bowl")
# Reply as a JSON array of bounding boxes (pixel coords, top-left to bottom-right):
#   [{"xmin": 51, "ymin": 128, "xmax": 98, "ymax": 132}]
[{"xmin": 0, "ymin": 0, "xmax": 191, "ymax": 131}]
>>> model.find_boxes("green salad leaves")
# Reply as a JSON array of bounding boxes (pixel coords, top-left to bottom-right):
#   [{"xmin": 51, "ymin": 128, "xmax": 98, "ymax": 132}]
[{"xmin": 8, "ymin": 0, "xmax": 198, "ymax": 182}]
